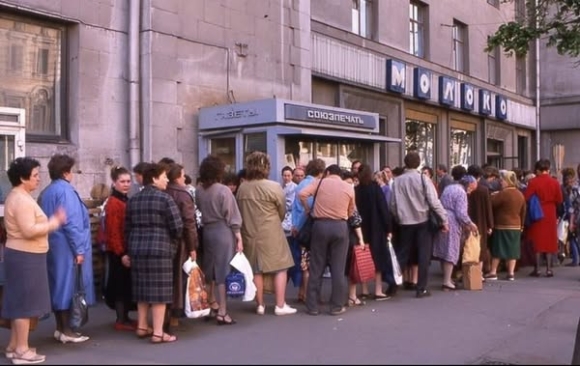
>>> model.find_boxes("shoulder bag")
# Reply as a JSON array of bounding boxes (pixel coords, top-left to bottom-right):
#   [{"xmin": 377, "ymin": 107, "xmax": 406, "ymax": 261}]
[
  {"xmin": 296, "ymin": 178, "xmax": 324, "ymax": 250},
  {"xmin": 421, "ymin": 173, "xmax": 444, "ymax": 232}
]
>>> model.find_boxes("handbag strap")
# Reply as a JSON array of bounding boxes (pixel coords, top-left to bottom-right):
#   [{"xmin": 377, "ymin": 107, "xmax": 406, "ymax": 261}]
[
  {"xmin": 420, "ymin": 173, "xmax": 435, "ymax": 211},
  {"xmin": 309, "ymin": 177, "xmax": 325, "ymax": 214}
]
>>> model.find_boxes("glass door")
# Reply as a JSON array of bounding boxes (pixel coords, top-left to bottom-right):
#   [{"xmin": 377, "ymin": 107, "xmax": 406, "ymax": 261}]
[{"xmin": 0, "ymin": 107, "xmax": 26, "ymax": 215}]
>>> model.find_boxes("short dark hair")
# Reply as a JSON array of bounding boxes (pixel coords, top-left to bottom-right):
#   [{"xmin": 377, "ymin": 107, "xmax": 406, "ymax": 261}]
[
  {"xmin": 199, "ymin": 155, "xmax": 226, "ymax": 189},
  {"xmin": 7, "ymin": 157, "xmax": 41, "ymax": 187},
  {"xmin": 341, "ymin": 170, "xmax": 355, "ymax": 181},
  {"xmin": 47, "ymin": 154, "xmax": 75, "ymax": 180},
  {"xmin": 351, "ymin": 160, "xmax": 362, "ymax": 170},
  {"xmin": 451, "ymin": 165, "xmax": 467, "ymax": 181},
  {"xmin": 132, "ymin": 162, "xmax": 150, "ymax": 175},
  {"xmin": 222, "ymin": 171, "xmax": 239, "ymax": 187},
  {"xmin": 110, "ymin": 165, "xmax": 131, "ymax": 182},
  {"xmin": 437, "ymin": 164, "xmax": 448, "ymax": 173},
  {"xmin": 281, "ymin": 166, "xmax": 293, "ymax": 175},
  {"xmin": 404, "ymin": 152, "xmax": 421, "ymax": 170},
  {"xmin": 467, "ymin": 164, "xmax": 483, "ymax": 179},
  {"xmin": 535, "ymin": 159, "xmax": 551, "ymax": 172},
  {"xmin": 357, "ymin": 163, "xmax": 374, "ymax": 185},
  {"xmin": 305, "ymin": 159, "xmax": 326, "ymax": 177},
  {"xmin": 142, "ymin": 163, "xmax": 167, "ymax": 185},
  {"xmin": 167, "ymin": 163, "xmax": 184, "ymax": 182},
  {"xmin": 392, "ymin": 166, "xmax": 405, "ymax": 177},
  {"xmin": 184, "ymin": 174, "xmax": 193, "ymax": 185},
  {"xmin": 237, "ymin": 168, "xmax": 247, "ymax": 180},
  {"xmin": 325, "ymin": 164, "xmax": 342, "ymax": 176}
]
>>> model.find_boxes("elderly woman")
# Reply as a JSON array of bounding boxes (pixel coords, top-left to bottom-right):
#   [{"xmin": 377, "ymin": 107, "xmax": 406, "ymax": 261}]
[
  {"xmin": 164, "ymin": 163, "xmax": 198, "ymax": 330},
  {"xmin": 195, "ymin": 156, "xmax": 243, "ymax": 325},
  {"xmin": 486, "ymin": 171, "xmax": 527, "ymax": 281},
  {"xmin": 3, "ymin": 157, "xmax": 66, "ymax": 363},
  {"xmin": 432, "ymin": 166, "xmax": 478, "ymax": 291},
  {"xmin": 125, "ymin": 163, "xmax": 183, "ymax": 343},
  {"xmin": 237, "ymin": 152, "xmax": 296, "ymax": 316},
  {"xmin": 39, "ymin": 154, "xmax": 95, "ymax": 344}
]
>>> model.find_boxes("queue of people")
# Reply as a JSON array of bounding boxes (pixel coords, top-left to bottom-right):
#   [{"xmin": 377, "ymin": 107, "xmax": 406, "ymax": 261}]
[{"xmin": 0, "ymin": 150, "xmax": 569, "ymax": 364}]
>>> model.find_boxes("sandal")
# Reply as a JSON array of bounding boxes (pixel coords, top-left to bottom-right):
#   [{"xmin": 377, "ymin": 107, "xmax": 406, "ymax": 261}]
[
  {"xmin": 374, "ymin": 293, "xmax": 391, "ymax": 301},
  {"xmin": 150, "ymin": 333, "xmax": 177, "ymax": 344},
  {"xmin": 10, "ymin": 349, "xmax": 45, "ymax": 365},
  {"xmin": 216, "ymin": 313, "xmax": 236, "ymax": 326},
  {"xmin": 5, "ymin": 348, "xmax": 36, "ymax": 360},
  {"xmin": 204, "ymin": 302, "xmax": 220, "ymax": 322},
  {"xmin": 347, "ymin": 297, "xmax": 365, "ymax": 307},
  {"xmin": 135, "ymin": 327, "xmax": 153, "ymax": 339}
]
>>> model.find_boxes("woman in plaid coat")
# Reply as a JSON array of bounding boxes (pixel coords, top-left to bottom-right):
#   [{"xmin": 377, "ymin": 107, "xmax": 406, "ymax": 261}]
[{"xmin": 125, "ymin": 163, "xmax": 183, "ymax": 344}]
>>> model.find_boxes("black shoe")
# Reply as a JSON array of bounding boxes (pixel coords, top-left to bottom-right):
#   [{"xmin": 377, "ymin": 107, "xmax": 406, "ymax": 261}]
[
  {"xmin": 386, "ymin": 285, "xmax": 398, "ymax": 297},
  {"xmin": 416, "ymin": 289, "xmax": 431, "ymax": 298}
]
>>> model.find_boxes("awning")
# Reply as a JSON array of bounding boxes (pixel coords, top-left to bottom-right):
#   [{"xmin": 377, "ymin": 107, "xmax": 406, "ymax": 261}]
[{"xmin": 275, "ymin": 126, "xmax": 401, "ymax": 143}]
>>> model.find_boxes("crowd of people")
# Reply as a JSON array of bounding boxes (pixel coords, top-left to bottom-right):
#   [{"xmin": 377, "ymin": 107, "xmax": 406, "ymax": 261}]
[{"xmin": 0, "ymin": 150, "xmax": 572, "ymax": 364}]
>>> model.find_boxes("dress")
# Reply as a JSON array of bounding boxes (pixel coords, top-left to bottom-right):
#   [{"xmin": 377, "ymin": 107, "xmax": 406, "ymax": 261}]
[
  {"xmin": 195, "ymin": 183, "xmax": 242, "ymax": 284},
  {"xmin": 433, "ymin": 184, "xmax": 473, "ymax": 264},
  {"xmin": 237, "ymin": 179, "xmax": 294, "ymax": 274},
  {"xmin": 524, "ymin": 174, "xmax": 563, "ymax": 253},
  {"xmin": 39, "ymin": 179, "xmax": 96, "ymax": 310},
  {"xmin": 125, "ymin": 185, "xmax": 183, "ymax": 303}
]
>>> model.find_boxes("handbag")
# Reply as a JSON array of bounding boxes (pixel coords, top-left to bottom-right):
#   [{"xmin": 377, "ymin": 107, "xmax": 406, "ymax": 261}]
[
  {"xmin": 420, "ymin": 174, "xmax": 444, "ymax": 232},
  {"xmin": 225, "ymin": 270, "xmax": 246, "ymax": 298},
  {"xmin": 69, "ymin": 264, "xmax": 89, "ymax": 331},
  {"xmin": 296, "ymin": 178, "xmax": 325, "ymax": 250},
  {"xmin": 462, "ymin": 231, "xmax": 481, "ymax": 264},
  {"xmin": 183, "ymin": 259, "xmax": 210, "ymax": 319},
  {"xmin": 349, "ymin": 245, "xmax": 376, "ymax": 284}
]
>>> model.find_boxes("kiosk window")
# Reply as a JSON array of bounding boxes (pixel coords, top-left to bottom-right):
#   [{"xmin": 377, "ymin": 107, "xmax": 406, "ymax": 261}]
[
  {"xmin": 244, "ymin": 133, "xmax": 267, "ymax": 160},
  {"xmin": 339, "ymin": 142, "xmax": 369, "ymax": 171},
  {"xmin": 210, "ymin": 137, "xmax": 236, "ymax": 172},
  {"xmin": 284, "ymin": 137, "xmax": 372, "ymax": 170},
  {"xmin": 284, "ymin": 139, "xmax": 313, "ymax": 169},
  {"xmin": 405, "ymin": 119, "xmax": 435, "ymax": 168},
  {"xmin": 450, "ymin": 128, "xmax": 474, "ymax": 168}
]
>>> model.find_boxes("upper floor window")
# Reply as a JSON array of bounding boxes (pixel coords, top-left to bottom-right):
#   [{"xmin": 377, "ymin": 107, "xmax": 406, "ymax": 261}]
[
  {"xmin": 515, "ymin": 0, "xmax": 527, "ymax": 23},
  {"xmin": 409, "ymin": 1, "xmax": 427, "ymax": 58},
  {"xmin": 487, "ymin": 0, "xmax": 499, "ymax": 7},
  {"xmin": 516, "ymin": 55, "xmax": 527, "ymax": 95},
  {"xmin": 452, "ymin": 20, "xmax": 468, "ymax": 73},
  {"xmin": 0, "ymin": 14, "xmax": 67, "ymax": 141},
  {"xmin": 352, "ymin": 0, "xmax": 373, "ymax": 38},
  {"xmin": 488, "ymin": 45, "xmax": 500, "ymax": 85}
]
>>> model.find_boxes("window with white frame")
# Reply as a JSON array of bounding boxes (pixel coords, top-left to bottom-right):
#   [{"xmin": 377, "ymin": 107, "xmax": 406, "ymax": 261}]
[
  {"xmin": 0, "ymin": 14, "xmax": 67, "ymax": 141},
  {"xmin": 352, "ymin": 0, "xmax": 373, "ymax": 38},
  {"xmin": 409, "ymin": 1, "xmax": 427, "ymax": 58},
  {"xmin": 452, "ymin": 20, "xmax": 468, "ymax": 73}
]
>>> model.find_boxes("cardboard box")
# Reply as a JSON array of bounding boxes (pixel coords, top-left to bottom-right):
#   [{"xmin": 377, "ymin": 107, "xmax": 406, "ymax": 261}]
[{"xmin": 462, "ymin": 263, "xmax": 483, "ymax": 291}]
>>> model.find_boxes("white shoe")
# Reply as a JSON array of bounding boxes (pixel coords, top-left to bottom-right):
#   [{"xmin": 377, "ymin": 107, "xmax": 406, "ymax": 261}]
[
  {"xmin": 256, "ymin": 305, "xmax": 265, "ymax": 315},
  {"xmin": 58, "ymin": 333, "xmax": 89, "ymax": 344},
  {"xmin": 53, "ymin": 331, "xmax": 61, "ymax": 341},
  {"xmin": 274, "ymin": 303, "xmax": 297, "ymax": 316}
]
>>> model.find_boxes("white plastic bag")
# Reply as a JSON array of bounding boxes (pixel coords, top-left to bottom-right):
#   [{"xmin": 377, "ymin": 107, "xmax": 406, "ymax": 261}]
[
  {"xmin": 183, "ymin": 258, "xmax": 211, "ymax": 319},
  {"xmin": 229, "ymin": 252, "xmax": 257, "ymax": 302},
  {"xmin": 558, "ymin": 219, "xmax": 569, "ymax": 243},
  {"xmin": 388, "ymin": 239, "xmax": 403, "ymax": 286}
]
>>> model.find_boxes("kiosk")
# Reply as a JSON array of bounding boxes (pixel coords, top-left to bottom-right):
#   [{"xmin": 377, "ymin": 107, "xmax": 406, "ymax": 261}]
[{"xmin": 198, "ymin": 98, "xmax": 400, "ymax": 180}]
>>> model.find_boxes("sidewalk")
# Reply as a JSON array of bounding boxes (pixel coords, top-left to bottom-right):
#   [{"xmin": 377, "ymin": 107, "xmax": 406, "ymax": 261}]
[{"xmin": 0, "ymin": 264, "xmax": 578, "ymax": 365}]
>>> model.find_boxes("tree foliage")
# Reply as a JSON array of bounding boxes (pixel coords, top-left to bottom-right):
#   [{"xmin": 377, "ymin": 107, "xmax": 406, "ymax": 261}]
[{"xmin": 486, "ymin": 0, "xmax": 580, "ymax": 58}]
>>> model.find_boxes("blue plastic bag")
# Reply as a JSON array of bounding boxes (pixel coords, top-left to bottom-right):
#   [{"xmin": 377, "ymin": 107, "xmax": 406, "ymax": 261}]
[
  {"xmin": 526, "ymin": 194, "xmax": 544, "ymax": 226},
  {"xmin": 225, "ymin": 271, "xmax": 245, "ymax": 298}
]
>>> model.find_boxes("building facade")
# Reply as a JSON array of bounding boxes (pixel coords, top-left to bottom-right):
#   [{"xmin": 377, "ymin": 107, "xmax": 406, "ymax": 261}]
[
  {"xmin": 539, "ymin": 41, "xmax": 580, "ymax": 171},
  {"xmin": 0, "ymin": 0, "xmax": 536, "ymax": 202}
]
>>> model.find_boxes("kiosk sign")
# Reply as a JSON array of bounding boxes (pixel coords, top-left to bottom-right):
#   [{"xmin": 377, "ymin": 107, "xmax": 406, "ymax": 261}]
[{"xmin": 284, "ymin": 104, "xmax": 376, "ymax": 129}]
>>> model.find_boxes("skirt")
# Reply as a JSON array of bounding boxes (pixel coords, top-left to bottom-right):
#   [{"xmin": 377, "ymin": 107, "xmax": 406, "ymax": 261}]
[
  {"xmin": 2, "ymin": 248, "xmax": 50, "ymax": 319},
  {"xmin": 490, "ymin": 229, "xmax": 522, "ymax": 260},
  {"xmin": 131, "ymin": 255, "xmax": 173, "ymax": 304},
  {"xmin": 202, "ymin": 221, "xmax": 235, "ymax": 285},
  {"xmin": 104, "ymin": 252, "xmax": 135, "ymax": 310}
]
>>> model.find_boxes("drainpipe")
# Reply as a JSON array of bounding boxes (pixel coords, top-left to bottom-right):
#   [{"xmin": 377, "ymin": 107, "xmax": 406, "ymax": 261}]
[
  {"xmin": 534, "ymin": 0, "xmax": 541, "ymax": 161},
  {"xmin": 128, "ymin": 0, "xmax": 141, "ymax": 168}
]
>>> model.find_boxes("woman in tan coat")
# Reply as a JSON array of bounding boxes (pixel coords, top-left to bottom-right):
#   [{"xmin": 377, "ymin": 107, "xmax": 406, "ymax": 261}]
[{"xmin": 237, "ymin": 152, "xmax": 297, "ymax": 316}]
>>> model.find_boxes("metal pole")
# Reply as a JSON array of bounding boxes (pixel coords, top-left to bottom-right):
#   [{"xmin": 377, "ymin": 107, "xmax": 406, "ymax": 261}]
[{"xmin": 534, "ymin": 0, "xmax": 541, "ymax": 161}]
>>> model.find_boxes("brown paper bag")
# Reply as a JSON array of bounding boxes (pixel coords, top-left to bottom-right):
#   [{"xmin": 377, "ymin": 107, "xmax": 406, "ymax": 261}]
[
  {"xmin": 462, "ymin": 263, "xmax": 483, "ymax": 291},
  {"xmin": 462, "ymin": 231, "xmax": 481, "ymax": 264}
]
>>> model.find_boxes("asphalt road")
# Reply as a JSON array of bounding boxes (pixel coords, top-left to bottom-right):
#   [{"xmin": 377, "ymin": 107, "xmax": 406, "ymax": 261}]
[{"xmin": 0, "ymin": 264, "xmax": 578, "ymax": 365}]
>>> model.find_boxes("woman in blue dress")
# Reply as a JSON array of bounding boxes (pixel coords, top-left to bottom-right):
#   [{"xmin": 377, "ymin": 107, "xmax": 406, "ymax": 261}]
[{"xmin": 39, "ymin": 154, "xmax": 95, "ymax": 344}]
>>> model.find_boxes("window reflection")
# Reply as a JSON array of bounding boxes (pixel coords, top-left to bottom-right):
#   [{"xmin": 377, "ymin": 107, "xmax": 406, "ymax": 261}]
[
  {"xmin": 450, "ymin": 128, "xmax": 474, "ymax": 168},
  {"xmin": 210, "ymin": 137, "xmax": 236, "ymax": 173},
  {"xmin": 405, "ymin": 119, "xmax": 435, "ymax": 168},
  {"xmin": 284, "ymin": 137, "xmax": 372, "ymax": 171},
  {"xmin": 0, "ymin": 135, "xmax": 15, "ymax": 203}
]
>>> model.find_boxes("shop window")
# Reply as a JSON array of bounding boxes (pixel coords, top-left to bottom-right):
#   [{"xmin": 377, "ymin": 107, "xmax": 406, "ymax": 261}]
[
  {"xmin": 339, "ymin": 141, "xmax": 370, "ymax": 171},
  {"xmin": 450, "ymin": 128, "xmax": 474, "ymax": 168},
  {"xmin": 284, "ymin": 137, "xmax": 372, "ymax": 171},
  {"xmin": 0, "ymin": 14, "xmax": 66, "ymax": 141},
  {"xmin": 405, "ymin": 119, "xmax": 435, "ymax": 169},
  {"xmin": 486, "ymin": 138, "xmax": 504, "ymax": 169},
  {"xmin": 518, "ymin": 135, "xmax": 528, "ymax": 170},
  {"xmin": 284, "ymin": 138, "xmax": 313, "ymax": 169},
  {"xmin": 210, "ymin": 137, "xmax": 236, "ymax": 173}
]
